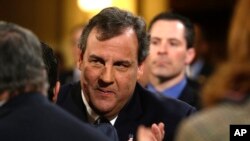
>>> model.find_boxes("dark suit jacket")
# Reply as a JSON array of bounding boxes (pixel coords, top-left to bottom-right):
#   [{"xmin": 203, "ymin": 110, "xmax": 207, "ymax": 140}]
[
  {"xmin": 179, "ymin": 79, "xmax": 201, "ymax": 110},
  {"xmin": 57, "ymin": 82, "xmax": 196, "ymax": 141},
  {"xmin": 0, "ymin": 92, "xmax": 109, "ymax": 141}
]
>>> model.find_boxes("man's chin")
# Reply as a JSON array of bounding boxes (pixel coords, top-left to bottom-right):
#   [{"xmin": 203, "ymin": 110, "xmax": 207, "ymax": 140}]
[
  {"xmin": 91, "ymin": 102, "xmax": 113, "ymax": 114},
  {"xmin": 154, "ymin": 73, "xmax": 171, "ymax": 78},
  {"xmin": 155, "ymin": 74, "xmax": 173, "ymax": 82}
]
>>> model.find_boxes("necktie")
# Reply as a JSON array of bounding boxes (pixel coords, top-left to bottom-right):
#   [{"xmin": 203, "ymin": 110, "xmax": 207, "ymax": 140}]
[{"xmin": 94, "ymin": 117, "xmax": 119, "ymax": 141}]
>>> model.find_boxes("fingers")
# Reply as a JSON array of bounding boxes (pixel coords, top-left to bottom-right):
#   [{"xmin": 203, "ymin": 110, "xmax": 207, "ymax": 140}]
[
  {"xmin": 137, "ymin": 125, "xmax": 157, "ymax": 141},
  {"xmin": 137, "ymin": 123, "xmax": 165, "ymax": 141},
  {"xmin": 151, "ymin": 122, "xmax": 165, "ymax": 141},
  {"xmin": 158, "ymin": 122, "xmax": 165, "ymax": 138}
]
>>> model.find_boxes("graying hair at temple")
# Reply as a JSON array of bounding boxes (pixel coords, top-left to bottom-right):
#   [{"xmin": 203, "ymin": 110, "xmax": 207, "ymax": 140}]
[{"xmin": 0, "ymin": 21, "xmax": 48, "ymax": 95}]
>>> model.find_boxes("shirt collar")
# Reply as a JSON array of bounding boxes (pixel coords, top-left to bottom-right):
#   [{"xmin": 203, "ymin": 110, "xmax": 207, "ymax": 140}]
[{"xmin": 147, "ymin": 78, "xmax": 187, "ymax": 99}]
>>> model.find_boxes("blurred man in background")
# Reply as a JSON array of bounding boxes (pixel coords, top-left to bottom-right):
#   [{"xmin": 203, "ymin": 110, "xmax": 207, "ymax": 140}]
[{"xmin": 145, "ymin": 12, "xmax": 200, "ymax": 109}]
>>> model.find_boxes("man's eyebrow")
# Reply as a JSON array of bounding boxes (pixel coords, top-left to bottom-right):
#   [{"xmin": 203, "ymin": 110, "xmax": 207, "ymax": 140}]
[
  {"xmin": 151, "ymin": 36, "xmax": 161, "ymax": 40},
  {"xmin": 88, "ymin": 54, "xmax": 105, "ymax": 63},
  {"xmin": 114, "ymin": 60, "xmax": 132, "ymax": 65},
  {"xmin": 89, "ymin": 54, "xmax": 102, "ymax": 59},
  {"xmin": 168, "ymin": 38, "xmax": 181, "ymax": 42}
]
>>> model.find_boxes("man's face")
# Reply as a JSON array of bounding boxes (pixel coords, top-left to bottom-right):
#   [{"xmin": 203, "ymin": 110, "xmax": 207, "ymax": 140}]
[
  {"xmin": 79, "ymin": 28, "xmax": 141, "ymax": 118},
  {"xmin": 148, "ymin": 20, "xmax": 194, "ymax": 80}
]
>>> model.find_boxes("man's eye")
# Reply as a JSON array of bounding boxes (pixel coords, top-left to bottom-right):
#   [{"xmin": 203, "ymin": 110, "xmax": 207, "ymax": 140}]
[
  {"xmin": 114, "ymin": 62, "xmax": 130, "ymax": 71},
  {"xmin": 90, "ymin": 59, "xmax": 103, "ymax": 67},
  {"xmin": 170, "ymin": 42, "xmax": 178, "ymax": 46},
  {"xmin": 151, "ymin": 40, "xmax": 159, "ymax": 45},
  {"xmin": 169, "ymin": 40, "xmax": 180, "ymax": 47}
]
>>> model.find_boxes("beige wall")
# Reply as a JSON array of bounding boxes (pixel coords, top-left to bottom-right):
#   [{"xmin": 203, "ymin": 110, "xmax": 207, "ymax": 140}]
[
  {"xmin": 139, "ymin": 0, "xmax": 169, "ymax": 25},
  {"xmin": 59, "ymin": 0, "xmax": 89, "ymax": 69},
  {"xmin": 0, "ymin": 0, "xmax": 60, "ymax": 48},
  {"xmin": 0, "ymin": 0, "xmax": 169, "ymax": 69}
]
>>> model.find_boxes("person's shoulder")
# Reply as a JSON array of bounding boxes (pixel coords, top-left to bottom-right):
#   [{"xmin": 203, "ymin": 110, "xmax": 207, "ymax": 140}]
[
  {"xmin": 40, "ymin": 98, "xmax": 109, "ymax": 141},
  {"xmin": 161, "ymin": 95, "xmax": 196, "ymax": 116},
  {"xmin": 186, "ymin": 78, "xmax": 201, "ymax": 91},
  {"xmin": 57, "ymin": 81, "xmax": 81, "ymax": 102},
  {"xmin": 60, "ymin": 81, "xmax": 80, "ymax": 93},
  {"xmin": 0, "ymin": 93, "xmax": 109, "ymax": 141},
  {"xmin": 180, "ymin": 78, "xmax": 201, "ymax": 109},
  {"xmin": 175, "ymin": 104, "xmax": 231, "ymax": 141},
  {"xmin": 52, "ymin": 105, "xmax": 107, "ymax": 141},
  {"xmin": 136, "ymin": 83, "xmax": 196, "ymax": 116},
  {"xmin": 187, "ymin": 99, "xmax": 250, "ymax": 125},
  {"xmin": 42, "ymin": 97, "xmax": 110, "ymax": 141}
]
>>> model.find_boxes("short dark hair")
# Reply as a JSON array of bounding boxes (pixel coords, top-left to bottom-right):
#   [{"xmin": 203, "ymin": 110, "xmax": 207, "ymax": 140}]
[
  {"xmin": 79, "ymin": 7, "xmax": 149, "ymax": 65},
  {"xmin": 0, "ymin": 21, "xmax": 46, "ymax": 94},
  {"xmin": 41, "ymin": 42, "xmax": 58, "ymax": 101},
  {"xmin": 148, "ymin": 12, "xmax": 195, "ymax": 48}
]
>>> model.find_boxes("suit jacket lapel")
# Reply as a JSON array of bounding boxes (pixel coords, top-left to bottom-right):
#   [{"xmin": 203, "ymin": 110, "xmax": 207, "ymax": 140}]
[
  {"xmin": 114, "ymin": 83, "xmax": 143, "ymax": 141},
  {"xmin": 178, "ymin": 83, "xmax": 198, "ymax": 108}
]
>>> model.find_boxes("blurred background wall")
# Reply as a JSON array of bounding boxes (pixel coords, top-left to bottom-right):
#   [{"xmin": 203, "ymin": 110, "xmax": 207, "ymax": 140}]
[{"xmin": 0, "ymin": 0, "xmax": 236, "ymax": 70}]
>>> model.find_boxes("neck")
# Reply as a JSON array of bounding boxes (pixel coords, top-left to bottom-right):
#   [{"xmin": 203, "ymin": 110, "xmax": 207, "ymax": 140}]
[{"xmin": 149, "ymin": 72, "xmax": 185, "ymax": 92}]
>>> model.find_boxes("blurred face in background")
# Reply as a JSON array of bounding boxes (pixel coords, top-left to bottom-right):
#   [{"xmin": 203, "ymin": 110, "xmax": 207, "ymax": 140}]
[
  {"xmin": 148, "ymin": 20, "xmax": 195, "ymax": 81},
  {"xmin": 71, "ymin": 26, "xmax": 83, "ymax": 68}
]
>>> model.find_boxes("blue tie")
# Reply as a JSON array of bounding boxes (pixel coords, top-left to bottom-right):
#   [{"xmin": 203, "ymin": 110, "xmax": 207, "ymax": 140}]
[{"xmin": 94, "ymin": 117, "xmax": 119, "ymax": 141}]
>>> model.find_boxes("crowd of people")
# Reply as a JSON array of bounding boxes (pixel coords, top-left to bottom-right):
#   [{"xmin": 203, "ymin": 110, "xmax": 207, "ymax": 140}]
[{"xmin": 0, "ymin": 0, "xmax": 249, "ymax": 140}]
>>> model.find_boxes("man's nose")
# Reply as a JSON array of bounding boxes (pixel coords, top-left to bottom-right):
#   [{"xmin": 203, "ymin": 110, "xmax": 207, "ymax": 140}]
[
  {"xmin": 157, "ymin": 43, "xmax": 168, "ymax": 55},
  {"xmin": 99, "ymin": 66, "xmax": 114, "ymax": 86}
]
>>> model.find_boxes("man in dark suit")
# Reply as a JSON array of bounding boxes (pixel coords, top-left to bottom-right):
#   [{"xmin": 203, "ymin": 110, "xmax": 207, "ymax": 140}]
[
  {"xmin": 144, "ymin": 12, "xmax": 201, "ymax": 109},
  {"xmin": 57, "ymin": 7, "xmax": 196, "ymax": 141},
  {"xmin": 0, "ymin": 21, "xmax": 109, "ymax": 141}
]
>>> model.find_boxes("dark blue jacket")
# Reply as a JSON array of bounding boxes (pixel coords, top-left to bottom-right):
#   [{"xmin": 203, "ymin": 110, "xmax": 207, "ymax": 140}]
[
  {"xmin": 0, "ymin": 92, "xmax": 109, "ymax": 141},
  {"xmin": 57, "ymin": 82, "xmax": 196, "ymax": 141}
]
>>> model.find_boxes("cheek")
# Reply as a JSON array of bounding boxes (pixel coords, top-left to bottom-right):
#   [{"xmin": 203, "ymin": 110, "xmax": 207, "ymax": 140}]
[
  {"xmin": 116, "ymin": 70, "xmax": 137, "ymax": 91},
  {"xmin": 147, "ymin": 54, "xmax": 156, "ymax": 65},
  {"xmin": 173, "ymin": 51, "xmax": 186, "ymax": 62},
  {"xmin": 82, "ymin": 66, "xmax": 100, "ymax": 83},
  {"xmin": 149, "ymin": 48, "xmax": 157, "ymax": 57}
]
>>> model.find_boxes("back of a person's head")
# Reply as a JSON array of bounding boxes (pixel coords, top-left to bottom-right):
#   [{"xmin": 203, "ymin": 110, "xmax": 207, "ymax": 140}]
[
  {"xmin": 0, "ymin": 21, "xmax": 47, "ymax": 96},
  {"xmin": 201, "ymin": 0, "xmax": 250, "ymax": 108},
  {"xmin": 41, "ymin": 42, "xmax": 58, "ymax": 101},
  {"xmin": 228, "ymin": 0, "xmax": 250, "ymax": 61},
  {"xmin": 201, "ymin": 61, "xmax": 250, "ymax": 107}
]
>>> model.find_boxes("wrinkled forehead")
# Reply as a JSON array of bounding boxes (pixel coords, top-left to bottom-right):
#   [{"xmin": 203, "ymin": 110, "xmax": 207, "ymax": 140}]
[{"xmin": 86, "ymin": 27, "xmax": 139, "ymax": 57}]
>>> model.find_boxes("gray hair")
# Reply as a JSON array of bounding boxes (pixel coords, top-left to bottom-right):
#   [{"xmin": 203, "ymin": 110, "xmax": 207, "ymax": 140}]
[{"xmin": 0, "ymin": 21, "xmax": 47, "ymax": 95}]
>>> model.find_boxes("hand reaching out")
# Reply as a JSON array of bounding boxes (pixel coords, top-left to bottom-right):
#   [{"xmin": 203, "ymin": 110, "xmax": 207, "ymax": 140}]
[{"xmin": 137, "ymin": 122, "xmax": 165, "ymax": 141}]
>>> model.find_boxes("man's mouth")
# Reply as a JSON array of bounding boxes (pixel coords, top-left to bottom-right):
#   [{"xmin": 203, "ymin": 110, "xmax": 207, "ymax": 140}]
[{"xmin": 97, "ymin": 88, "xmax": 115, "ymax": 95}]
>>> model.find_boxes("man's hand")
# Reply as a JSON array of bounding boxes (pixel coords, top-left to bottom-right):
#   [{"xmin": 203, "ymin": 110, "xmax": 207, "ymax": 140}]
[{"xmin": 137, "ymin": 122, "xmax": 165, "ymax": 141}]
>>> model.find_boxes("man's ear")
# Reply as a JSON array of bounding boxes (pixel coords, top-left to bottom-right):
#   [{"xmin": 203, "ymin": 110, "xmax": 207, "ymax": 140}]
[
  {"xmin": 137, "ymin": 60, "xmax": 151, "ymax": 87},
  {"xmin": 78, "ymin": 51, "xmax": 84, "ymax": 69},
  {"xmin": 137, "ymin": 63, "xmax": 144, "ymax": 80},
  {"xmin": 52, "ymin": 81, "xmax": 60, "ymax": 103},
  {"xmin": 185, "ymin": 48, "xmax": 196, "ymax": 65},
  {"xmin": 76, "ymin": 48, "xmax": 82, "ymax": 69}
]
